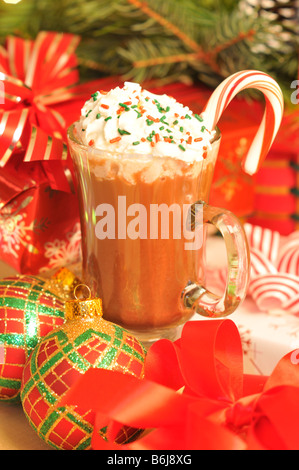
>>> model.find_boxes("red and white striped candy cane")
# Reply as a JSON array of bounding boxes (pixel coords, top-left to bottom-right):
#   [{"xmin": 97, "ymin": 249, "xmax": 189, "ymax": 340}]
[{"xmin": 202, "ymin": 70, "xmax": 284, "ymax": 175}]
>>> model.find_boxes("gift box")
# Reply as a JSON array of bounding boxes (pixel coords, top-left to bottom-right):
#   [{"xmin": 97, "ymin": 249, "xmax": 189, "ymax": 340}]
[
  {"xmin": 248, "ymin": 110, "xmax": 299, "ymax": 235},
  {"xmin": 0, "ymin": 32, "xmax": 120, "ymax": 273},
  {"xmin": 231, "ymin": 298, "xmax": 299, "ymax": 377},
  {"xmin": 0, "ymin": 152, "xmax": 81, "ymax": 274}
]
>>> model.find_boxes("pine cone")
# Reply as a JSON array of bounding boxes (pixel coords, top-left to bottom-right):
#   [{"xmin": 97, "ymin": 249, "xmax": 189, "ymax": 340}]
[{"xmin": 239, "ymin": 0, "xmax": 299, "ymax": 53}]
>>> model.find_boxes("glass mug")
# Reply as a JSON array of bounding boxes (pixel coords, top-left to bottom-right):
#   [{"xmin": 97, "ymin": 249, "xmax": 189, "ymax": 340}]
[{"xmin": 68, "ymin": 125, "xmax": 250, "ymax": 344}]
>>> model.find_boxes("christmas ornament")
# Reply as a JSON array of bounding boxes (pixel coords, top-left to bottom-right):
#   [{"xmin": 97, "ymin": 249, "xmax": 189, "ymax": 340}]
[
  {"xmin": 20, "ymin": 285, "xmax": 146, "ymax": 450},
  {"xmin": 0, "ymin": 269, "xmax": 81, "ymax": 402}
]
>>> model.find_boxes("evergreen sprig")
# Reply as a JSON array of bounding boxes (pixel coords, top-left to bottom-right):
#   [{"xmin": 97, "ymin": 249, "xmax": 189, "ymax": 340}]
[{"xmin": 0, "ymin": 0, "xmax": 297, "ymax": 103}]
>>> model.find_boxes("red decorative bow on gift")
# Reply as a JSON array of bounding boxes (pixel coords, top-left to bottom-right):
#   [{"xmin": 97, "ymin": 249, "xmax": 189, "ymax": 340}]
[
  {"xmin": 0, "ymin": 32, "xmax": 120, "ymax": 192},
  {"xmin": 59, "ymin": 319, "xmax": 299, "ymax": 450}
]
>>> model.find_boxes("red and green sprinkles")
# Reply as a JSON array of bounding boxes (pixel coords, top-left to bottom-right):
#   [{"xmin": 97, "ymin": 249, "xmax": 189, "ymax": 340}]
[
  {"xmin": 91, "ymin": 92, "xmax": 99, "ymax": 101},
  {"xmin": 86, "ymin": 89, "xmax": 210, "ymax": 154},
  {"xmin": 118, "ymin": 128, "xmax": 131, "ymax": 136}
]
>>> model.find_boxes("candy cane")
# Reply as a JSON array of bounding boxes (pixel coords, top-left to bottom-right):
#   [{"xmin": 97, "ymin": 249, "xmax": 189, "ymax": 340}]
[{"xmin": 202, "ymin": 70, "xmax": 284, "ymax": 175}]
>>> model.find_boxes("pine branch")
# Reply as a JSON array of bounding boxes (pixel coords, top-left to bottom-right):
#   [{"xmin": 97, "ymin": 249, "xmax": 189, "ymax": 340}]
[
  {"xmin": 118, "ymin": 36, "xmax": 190, "ymax": 83},
  {"xmin": 121, "ymin": 0, "xmax": 223, "ymax": 75},
  {"xmin": 0, "ymin": 0, "xmax": 297, "ymax": 103},
  {"xmin": 126, "ymin": 0, "xmax": 203, "ymax": 53}
]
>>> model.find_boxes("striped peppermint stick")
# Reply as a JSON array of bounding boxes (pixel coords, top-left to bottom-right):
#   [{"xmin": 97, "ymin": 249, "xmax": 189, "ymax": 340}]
[{"xmin": 202, "ymin": 70, "xmax": 284, "ymax": 175}]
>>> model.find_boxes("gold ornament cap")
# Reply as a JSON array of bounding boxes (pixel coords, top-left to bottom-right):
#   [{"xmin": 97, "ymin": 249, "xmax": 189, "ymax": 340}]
[
  {"xmin": 65, "ymin": 284, "xmax": 103, "ymax": 320},
  {"xmin": 50, "ymin": 268, "xmax": 82, "ymax": 299}
]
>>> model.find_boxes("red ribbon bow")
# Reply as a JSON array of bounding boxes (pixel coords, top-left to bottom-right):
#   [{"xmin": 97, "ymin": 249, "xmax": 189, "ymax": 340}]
[
  {"xmin": 59, "ymin": 319, "xmax": 299, "ymax": 450},
  {"xmin": 0, "ymin": 32, "xmax": 82, "ymax": 191},
  {"xmin": 0, "ymin": 32, "xmax": 120, "ymax": 192}
]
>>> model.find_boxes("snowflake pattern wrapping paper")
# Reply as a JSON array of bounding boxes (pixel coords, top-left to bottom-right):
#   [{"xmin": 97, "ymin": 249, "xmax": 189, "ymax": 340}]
[{"xmin": 0, "ymin": 156, "xmax": 81, "ymax": 274}]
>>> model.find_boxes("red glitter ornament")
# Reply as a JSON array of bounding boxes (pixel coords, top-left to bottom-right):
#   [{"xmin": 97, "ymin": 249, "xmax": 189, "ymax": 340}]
[
  {"xmin": 0, "ymin": 270, "xmax": 80, "ymax": 402},
  {"xmin": 20, "ymin": 285, "xmax": 146, "ymax": 450}
]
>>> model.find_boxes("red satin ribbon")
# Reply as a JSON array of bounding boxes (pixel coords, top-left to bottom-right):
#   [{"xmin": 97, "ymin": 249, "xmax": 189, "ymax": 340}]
[{"xmin": 59, "ymin": 319, "xmax": 299, "ymax": 450}]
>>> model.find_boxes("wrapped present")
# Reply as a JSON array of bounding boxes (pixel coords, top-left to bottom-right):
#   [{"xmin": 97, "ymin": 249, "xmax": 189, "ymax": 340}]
[
  {"xmin": 248, "ymin": 109, "xmax": 299, "ymax": 235},
  {"xmin": 0, "ymin": 152, "xmax": 81, "ymax": 273},
  {"xmin": 0, "ymin": 31, "xmax": 120, "ymax": 273}
]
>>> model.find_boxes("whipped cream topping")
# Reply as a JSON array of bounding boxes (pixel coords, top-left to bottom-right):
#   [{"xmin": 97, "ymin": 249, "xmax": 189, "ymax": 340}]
[{"xmin": 75, "ymin": 82, "xmax": 215, "ymax": 162}]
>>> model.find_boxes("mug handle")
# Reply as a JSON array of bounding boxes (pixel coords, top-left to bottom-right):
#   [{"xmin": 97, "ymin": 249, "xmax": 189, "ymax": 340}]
[{"xmin": 182, "ymin": 201, "xmax": 250, "ymax": 318}]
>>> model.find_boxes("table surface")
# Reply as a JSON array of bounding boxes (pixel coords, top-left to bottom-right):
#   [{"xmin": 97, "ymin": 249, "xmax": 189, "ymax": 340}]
[{"xmin": 0, "ymin": 403, "xmax": 52, "ymax": 450}]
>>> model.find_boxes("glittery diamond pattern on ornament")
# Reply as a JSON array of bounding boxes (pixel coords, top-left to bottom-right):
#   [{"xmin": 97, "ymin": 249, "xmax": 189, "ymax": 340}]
[
  {"xmin": 21, "ymin": 308, "xmax": 146, "ymax": 450},
  {"xmin": 0, "ymin": 275, "xmax": 65, "ymax": 402}
]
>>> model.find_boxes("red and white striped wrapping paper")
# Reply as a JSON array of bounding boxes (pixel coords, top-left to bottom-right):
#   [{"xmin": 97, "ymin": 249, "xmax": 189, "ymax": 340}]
[{"xmin": 245, "ymin": 224, "xmax": 299, "ymax": 315}]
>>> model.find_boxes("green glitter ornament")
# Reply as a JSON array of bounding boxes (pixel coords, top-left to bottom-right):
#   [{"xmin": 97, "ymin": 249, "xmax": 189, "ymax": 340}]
[{"xmin": 20, "ymin": 285, "xmax": 146, "ymax": 450}]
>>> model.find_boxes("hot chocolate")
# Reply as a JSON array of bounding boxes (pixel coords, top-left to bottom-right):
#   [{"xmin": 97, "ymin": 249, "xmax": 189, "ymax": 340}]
[
  {"xmin": 69, "ymin": 82, "xmax": 218, "ymax": 336},
  {"xmin": 68, "ymin": 70, "xmax": 283, "ymax": 343}
]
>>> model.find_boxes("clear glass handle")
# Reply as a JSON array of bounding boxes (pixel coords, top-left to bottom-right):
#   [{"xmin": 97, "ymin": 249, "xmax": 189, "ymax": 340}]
[{"xmin": 182, "ymin": 201, "xmax": 250, "ymax": 318}]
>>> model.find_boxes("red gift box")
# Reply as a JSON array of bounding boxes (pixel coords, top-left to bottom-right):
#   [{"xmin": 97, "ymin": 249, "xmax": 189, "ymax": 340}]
[{"xmin": 0, "ymin": 32, "xmax": 120, "ymax": 273}]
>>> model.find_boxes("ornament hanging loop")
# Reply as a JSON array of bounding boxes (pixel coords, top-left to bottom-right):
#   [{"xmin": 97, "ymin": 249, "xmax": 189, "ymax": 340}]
[
  {"xmin": 74, "ymin": 284, "xmax": 92, "ymax": 301},
  {"xmin": 65, "ymin": 285, "xmax": 103, "ymax": 320}
]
